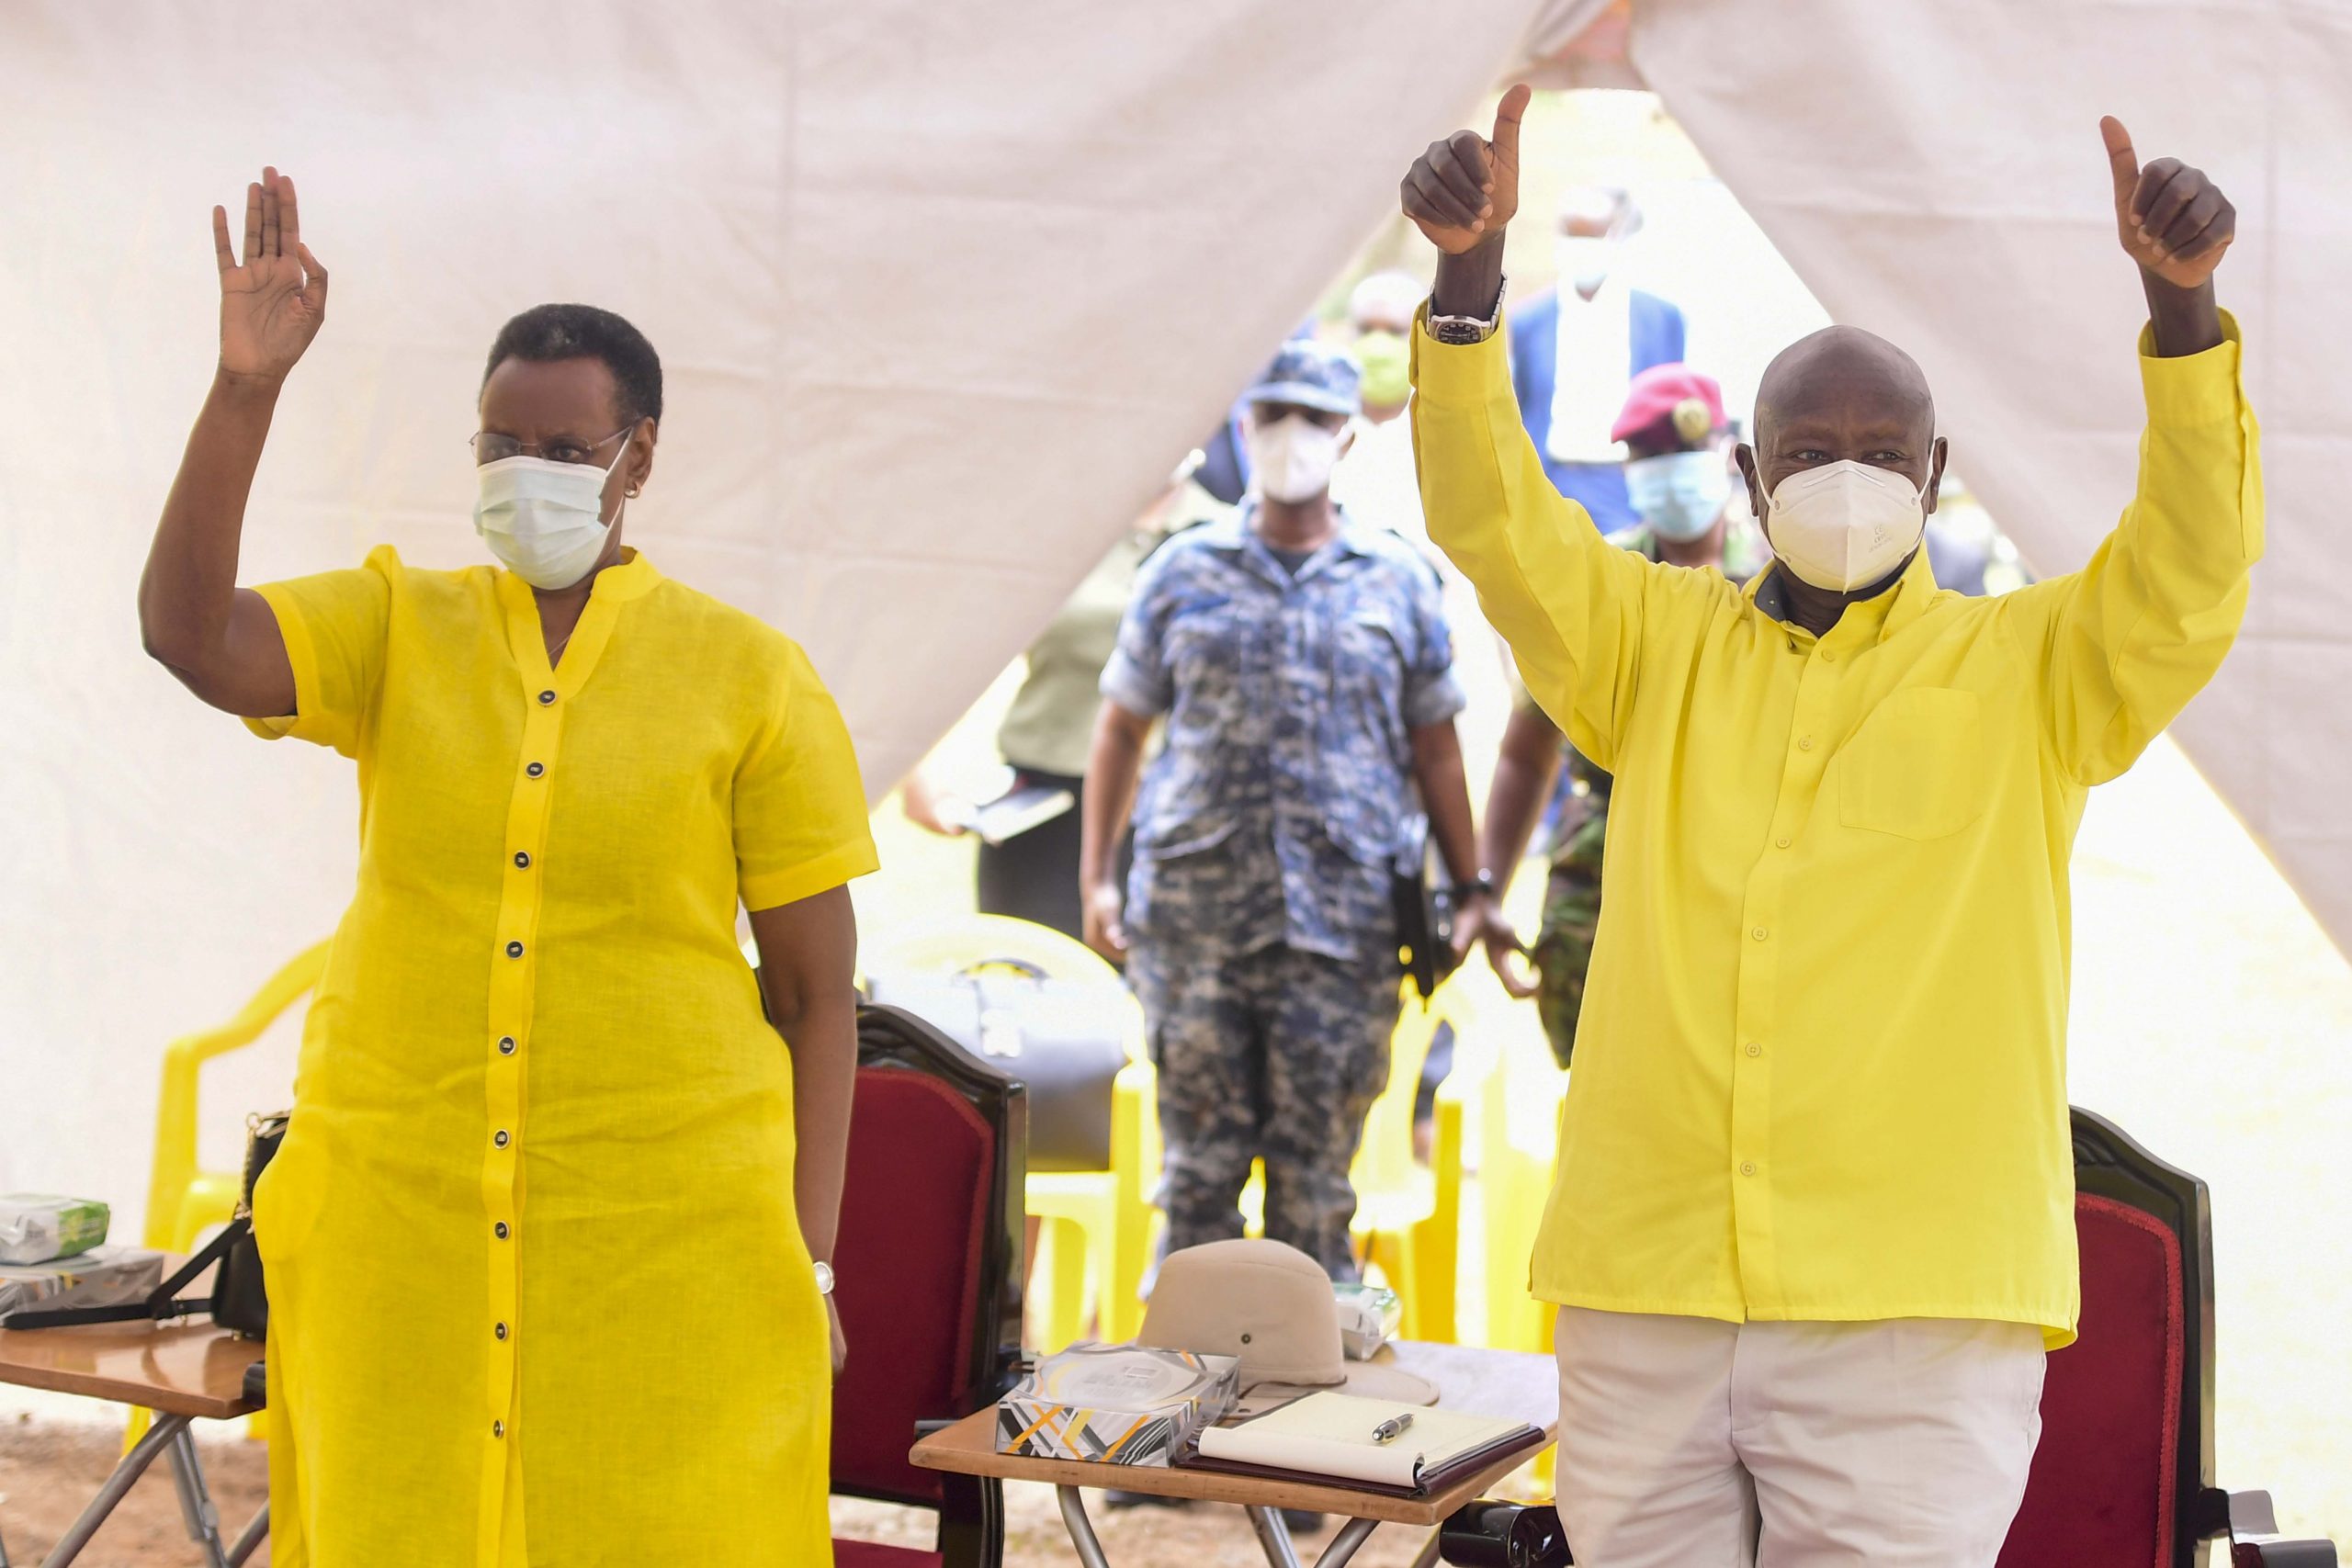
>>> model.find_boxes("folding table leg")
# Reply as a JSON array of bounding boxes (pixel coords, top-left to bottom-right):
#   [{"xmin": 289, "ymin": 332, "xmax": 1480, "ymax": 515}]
[
  {"xmin": 1313, "ymin": 1517, "xmax": 1383, "ymax": 1567},
  {"xmin": 1053, "ymin": 1486, "xmax": 1115, "ymax": 1568},
  {"xmin": 164, "ymin": 1422, "xmax": 232, "ymax": 1568},
  {"xmin": 39, "ymin": 1412, "xmax": 189, "ymax": 1567},
  {"xmin": 1244, "ymin": 1509, "xmax": 1384, "ymax": 1568},
  {"xmin": 1245, "ymin": 1506, "xmax": 1305, "ymax": 1568},
  {"xmin": 226, "ymin": 1502, "xmax": 270, "ymax": 1567}
]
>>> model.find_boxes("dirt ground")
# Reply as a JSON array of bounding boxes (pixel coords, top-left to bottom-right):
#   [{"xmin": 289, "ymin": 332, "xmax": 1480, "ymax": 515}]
[
  {"xmin": 832, "ymin": 1488, "xmax": 1453, "ymax": 1567},
  {"xmin": 0, "ymin": 1407, "xmax": 1462, "ymax": 1565},
  {"xmin": 0, "ymin": 1412, "xmax": 270, "ymax": 1566}
]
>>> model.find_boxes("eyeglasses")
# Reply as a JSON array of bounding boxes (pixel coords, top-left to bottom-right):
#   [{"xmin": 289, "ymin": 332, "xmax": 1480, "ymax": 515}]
[{"xmin": 469, "ymin": 421, "xmax": 639, "ymax": 467}]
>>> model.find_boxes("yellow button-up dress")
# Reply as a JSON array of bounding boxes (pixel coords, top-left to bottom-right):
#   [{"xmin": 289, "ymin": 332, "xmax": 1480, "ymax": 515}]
[{"xmin": 243, "ymin": 546, "xmax": 876, "ymax": 1565}]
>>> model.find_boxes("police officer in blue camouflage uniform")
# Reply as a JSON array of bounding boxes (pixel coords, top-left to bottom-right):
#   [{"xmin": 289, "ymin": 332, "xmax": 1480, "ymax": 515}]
[{"xmin": 1079, "ymin": 342, "xmax": 1496, "ymax": 1279}]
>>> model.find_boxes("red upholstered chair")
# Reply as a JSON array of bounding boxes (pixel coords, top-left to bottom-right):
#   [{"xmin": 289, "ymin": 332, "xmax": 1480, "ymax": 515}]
[
  {"xmin": 831, "ymin": 1002, "xmax": 1027, "ymax": 1568},
  {"xmin": 1997, "ymin": 1109, "xmax": 2335, "ymax": 1568},
  {"xmin": 1438, "ymin": 1109, "xmax": 2338, "ymax": 1568}
]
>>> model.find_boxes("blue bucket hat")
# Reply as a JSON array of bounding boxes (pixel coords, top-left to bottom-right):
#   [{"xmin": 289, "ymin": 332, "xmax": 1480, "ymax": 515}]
[{"xmin": 1242, "ymin": 341, "xmax": 1363, "ymax": 419}]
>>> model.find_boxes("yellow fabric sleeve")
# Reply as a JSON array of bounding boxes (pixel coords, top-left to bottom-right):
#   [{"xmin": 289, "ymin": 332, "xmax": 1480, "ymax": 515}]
[
  {"xmin": 1408, "ymin": 313, "xmax": 1666, "ymax": 772},
  {"xmin": 242, "ymin": 544, "xmax": 398, "ymax": 759},
  {"xmin": 735, "ymin": 637, "xmax": 881, "ymax": 910},
  {"xmin": 2013, "ymin": 312, "xmax": 2264, "ymax": 784}
]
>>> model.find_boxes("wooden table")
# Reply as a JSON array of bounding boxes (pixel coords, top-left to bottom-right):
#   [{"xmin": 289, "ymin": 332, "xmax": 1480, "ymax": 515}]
[
  {"xmin": 910, "ymin": 1341, "xmax": 1556, "ymax": 1568},
  {"xmin": 0, "ymin": 1314, "xmax": 268, "ymax": 1567}
]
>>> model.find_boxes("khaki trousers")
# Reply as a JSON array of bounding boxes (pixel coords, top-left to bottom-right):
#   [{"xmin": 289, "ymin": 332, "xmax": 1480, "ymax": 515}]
[{"xmin": 1552, "ymin": 1307, "xmax": 2045, "ymax": 1568}]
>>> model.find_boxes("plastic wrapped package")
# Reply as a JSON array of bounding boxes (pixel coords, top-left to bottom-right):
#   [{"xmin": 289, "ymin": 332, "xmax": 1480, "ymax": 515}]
[
  {"xmin": 0, "ymin": 1194, "xmax": 109, "ymax": 1265},
  {"xmin": 995, "ymin": 1343, "xmax": 1240, "ymax": 1466},
  {"xmin": 0, "ymin": 1246, "xmax": 164, "ymax": 1319},
  {"xmin": 1333, "ymin": 1280, "xmax": 1401, "ymax": 1360}
]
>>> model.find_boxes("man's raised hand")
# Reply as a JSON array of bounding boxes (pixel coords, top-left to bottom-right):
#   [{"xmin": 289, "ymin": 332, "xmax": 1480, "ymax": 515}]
[
  {"xmin": 1403, "ymin": 85, "xmax": 1533, "ymax": 255},
  {"xmin": 2101, "ymin": 118, "xmax": 2234, "ymax": 291},
  {"xmin": 213, "ymin": 167, "xmax": 329, "ymax": 383}
]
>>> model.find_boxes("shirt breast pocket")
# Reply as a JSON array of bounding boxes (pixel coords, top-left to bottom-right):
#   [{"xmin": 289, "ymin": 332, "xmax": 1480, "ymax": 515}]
[{"xmin": 1838, "ymin": 687, "xmax": 1989, "ymax": 841}]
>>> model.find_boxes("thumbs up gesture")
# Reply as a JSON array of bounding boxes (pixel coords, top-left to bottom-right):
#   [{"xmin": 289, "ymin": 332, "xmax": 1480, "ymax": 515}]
[
  {"xmin": 1403, "ymin": 85, "xmax": 1534, "ymax": 254},
  {"xmin": 2101, "ymin": 117, "xmax": 2235, "ymax": 290}
]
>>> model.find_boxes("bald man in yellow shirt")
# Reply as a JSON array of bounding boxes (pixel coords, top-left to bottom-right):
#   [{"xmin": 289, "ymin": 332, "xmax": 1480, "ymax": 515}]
[{"xmin": 1402, "ymin": 88, "xmax": 2259, "ymax": 1567}]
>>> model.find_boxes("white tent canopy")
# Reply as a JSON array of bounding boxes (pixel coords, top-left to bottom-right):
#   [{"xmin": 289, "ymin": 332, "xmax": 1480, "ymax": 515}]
[{"xmin": 3, "ymin": 0, "xmax": 2346, "ymax": 1538}]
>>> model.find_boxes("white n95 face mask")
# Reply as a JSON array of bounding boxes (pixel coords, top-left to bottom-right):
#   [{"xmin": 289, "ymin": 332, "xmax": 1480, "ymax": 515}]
[
  {"xmin": 473, "ymin": 444, "xmax": 628, "ymax": 590},
  {"xmin": 1247, "ymin": 414, "xmax": 1344, "ymax": 504},
  {"xmin": 1761, "ymin": 459, "xmax": 1927, "ymax": 592}
]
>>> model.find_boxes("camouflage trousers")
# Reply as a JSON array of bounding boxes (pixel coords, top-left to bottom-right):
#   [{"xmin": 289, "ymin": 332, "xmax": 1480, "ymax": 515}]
[
  {"xmin": 1532, "ymin": 853, "xmax": 1603, "ymax": 1071},
  {"xmin": 1126, "ymin": 940, "xmax": 1398, "ymax": 1280}
]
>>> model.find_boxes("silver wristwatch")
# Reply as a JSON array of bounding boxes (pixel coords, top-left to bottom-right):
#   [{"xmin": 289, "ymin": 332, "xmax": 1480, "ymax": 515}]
[
  {"xmin": 813, "ymin": 1259, "xmax": 835, "ymax": 1296},
  {"xmin": 1427, "ymin": 276, "xmax": 1508, "ymax": 345}
]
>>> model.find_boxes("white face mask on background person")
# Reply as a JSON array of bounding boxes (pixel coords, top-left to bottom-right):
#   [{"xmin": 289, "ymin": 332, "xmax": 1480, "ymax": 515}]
[
  {"xmin": 1624, "ymin": 450, "xmax": 1733, "ymax": 543},
  {"xmin": 1555, "ymin": 234, "xmax": 1616, "ymax": 295},
  {"xmin": 1759, "ymin": 459, "xmax": 1928, "ymax": 592},
  {"xmin": 473, "ymin": 440, "xmax": 631, "ymax": 590},
  {"xmin": 1247, "ymin": 413, "xmax": 1345, "ymax": 504}
]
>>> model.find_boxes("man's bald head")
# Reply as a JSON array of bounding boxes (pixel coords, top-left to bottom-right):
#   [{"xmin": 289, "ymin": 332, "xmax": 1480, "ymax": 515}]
[
  {"xmin": 1755, "ymin": 327, "xmax": 1934, "ymax": 448},
  {"xmin": 1741, "ymin": 325, "xmax": 1947, "ymax": 533}
]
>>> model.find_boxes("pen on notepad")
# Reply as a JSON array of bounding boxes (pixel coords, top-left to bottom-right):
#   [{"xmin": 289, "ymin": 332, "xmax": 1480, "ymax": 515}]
[{"xmin": 1371, "ymin": 1413, "xmax": 1414, "ymax": 1445}]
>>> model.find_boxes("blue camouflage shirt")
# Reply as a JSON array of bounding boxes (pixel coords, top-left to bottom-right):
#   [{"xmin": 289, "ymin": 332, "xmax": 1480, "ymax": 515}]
[{"xmin": 1101, "ymin": 506, "xmax": 1465, "ymax": 962}]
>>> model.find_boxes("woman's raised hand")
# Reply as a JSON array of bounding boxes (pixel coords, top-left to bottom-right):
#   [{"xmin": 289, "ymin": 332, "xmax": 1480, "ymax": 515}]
[{"xmin": 212, "ymin": 167, "xmax": 328, "ymax": 383}]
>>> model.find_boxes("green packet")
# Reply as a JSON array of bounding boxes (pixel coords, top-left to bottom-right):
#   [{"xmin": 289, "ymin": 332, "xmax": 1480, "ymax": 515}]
[{"xmin": 0, "ymin": 1194, "xmax": 111, "ymax": 1266}]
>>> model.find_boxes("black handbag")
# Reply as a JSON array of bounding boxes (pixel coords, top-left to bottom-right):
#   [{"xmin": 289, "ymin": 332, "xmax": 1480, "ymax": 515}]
[
  {"xmin": 1392, "ymin": 812, "xmax": 1464, "ymax": 1002},
  {"xmin": 4, "ymin": 1111, "xmax": 283, "ymax": 1337},
  {"xmin": 863, "ymin": 964, "xmax": 1129, "ymax": 1172}
]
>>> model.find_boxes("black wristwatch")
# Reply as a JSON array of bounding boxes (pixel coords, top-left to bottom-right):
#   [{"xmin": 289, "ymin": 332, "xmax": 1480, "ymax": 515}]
[{"xmin": 1451, "ymin": 872, "xmax": 1498, "ymax": 904}]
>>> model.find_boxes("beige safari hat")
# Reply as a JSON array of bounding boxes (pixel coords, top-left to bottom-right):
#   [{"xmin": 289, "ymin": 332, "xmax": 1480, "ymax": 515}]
[{"xmin": 1136, "ymin": 1239, "xmax": 1437, "ymax": 1414}]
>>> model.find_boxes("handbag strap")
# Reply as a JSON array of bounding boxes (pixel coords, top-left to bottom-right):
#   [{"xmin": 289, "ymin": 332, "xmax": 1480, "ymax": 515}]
[
  {"xmin": 238, "ymin": 1111, "xmax": 290, "ymax": 1220},
  {"xmin": 0, "ymin": 1217, "xmax": 250, "ymax": 1332}
]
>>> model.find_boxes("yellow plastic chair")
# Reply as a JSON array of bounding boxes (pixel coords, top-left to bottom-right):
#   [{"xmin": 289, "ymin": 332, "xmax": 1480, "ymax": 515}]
[
  {"xmin": 145, "ymin": 941, "xmax": 331, "ymax": 1258},
  {"xmin": 859, "ymin": 915, "xmax": 1159, "ymax": 1354},
  {"xmin": 131, "ymin": 939, "xmax": 329, "ymax": 1449},
  {"xmin": 1469, "ymin": 980, "xmax": 1568, "ymax": 1357}
]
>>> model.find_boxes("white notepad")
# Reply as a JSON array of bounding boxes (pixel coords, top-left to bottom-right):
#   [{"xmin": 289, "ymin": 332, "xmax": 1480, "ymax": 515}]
[{"xmin": 1193, "ymin": 1391, "xmax": 1530, "ymax": 1490}]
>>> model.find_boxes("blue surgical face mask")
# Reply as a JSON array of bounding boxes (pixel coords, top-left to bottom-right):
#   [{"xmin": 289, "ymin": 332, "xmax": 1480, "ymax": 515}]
[{"xmin": 1624, "ymin": 450, "xmax": 1732, "ymax": 543}]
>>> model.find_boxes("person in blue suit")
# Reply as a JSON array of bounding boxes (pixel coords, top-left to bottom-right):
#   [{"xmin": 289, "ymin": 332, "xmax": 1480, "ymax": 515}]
[{"xmin": 1508, "ymin": 185, "xmax": 1688, "ymax": 529}]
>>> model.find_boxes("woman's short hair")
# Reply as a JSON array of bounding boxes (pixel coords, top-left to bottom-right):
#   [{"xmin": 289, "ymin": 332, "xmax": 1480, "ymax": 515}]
[{"xmin": 482, "ymin": 303, "xmax": 663, "ymax": 424}]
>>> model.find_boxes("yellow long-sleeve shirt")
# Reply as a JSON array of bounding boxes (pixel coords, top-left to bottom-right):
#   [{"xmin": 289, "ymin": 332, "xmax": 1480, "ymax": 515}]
[{"xmin": 1412, "ymin": 314, "xmax": 2261, "ymax": 1346}]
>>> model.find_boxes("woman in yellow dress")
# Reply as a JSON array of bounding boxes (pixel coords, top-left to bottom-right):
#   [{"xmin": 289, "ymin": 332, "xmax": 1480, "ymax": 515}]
[{"xmin": 136, "ymin": 168, "xmax": 873, "ymax": 1564}]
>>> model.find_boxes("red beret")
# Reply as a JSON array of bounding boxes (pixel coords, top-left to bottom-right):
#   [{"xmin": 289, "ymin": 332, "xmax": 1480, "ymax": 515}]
[{"xmin": 1611, "ymin": 363, "xmax": 1727, "ymax": 445}]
